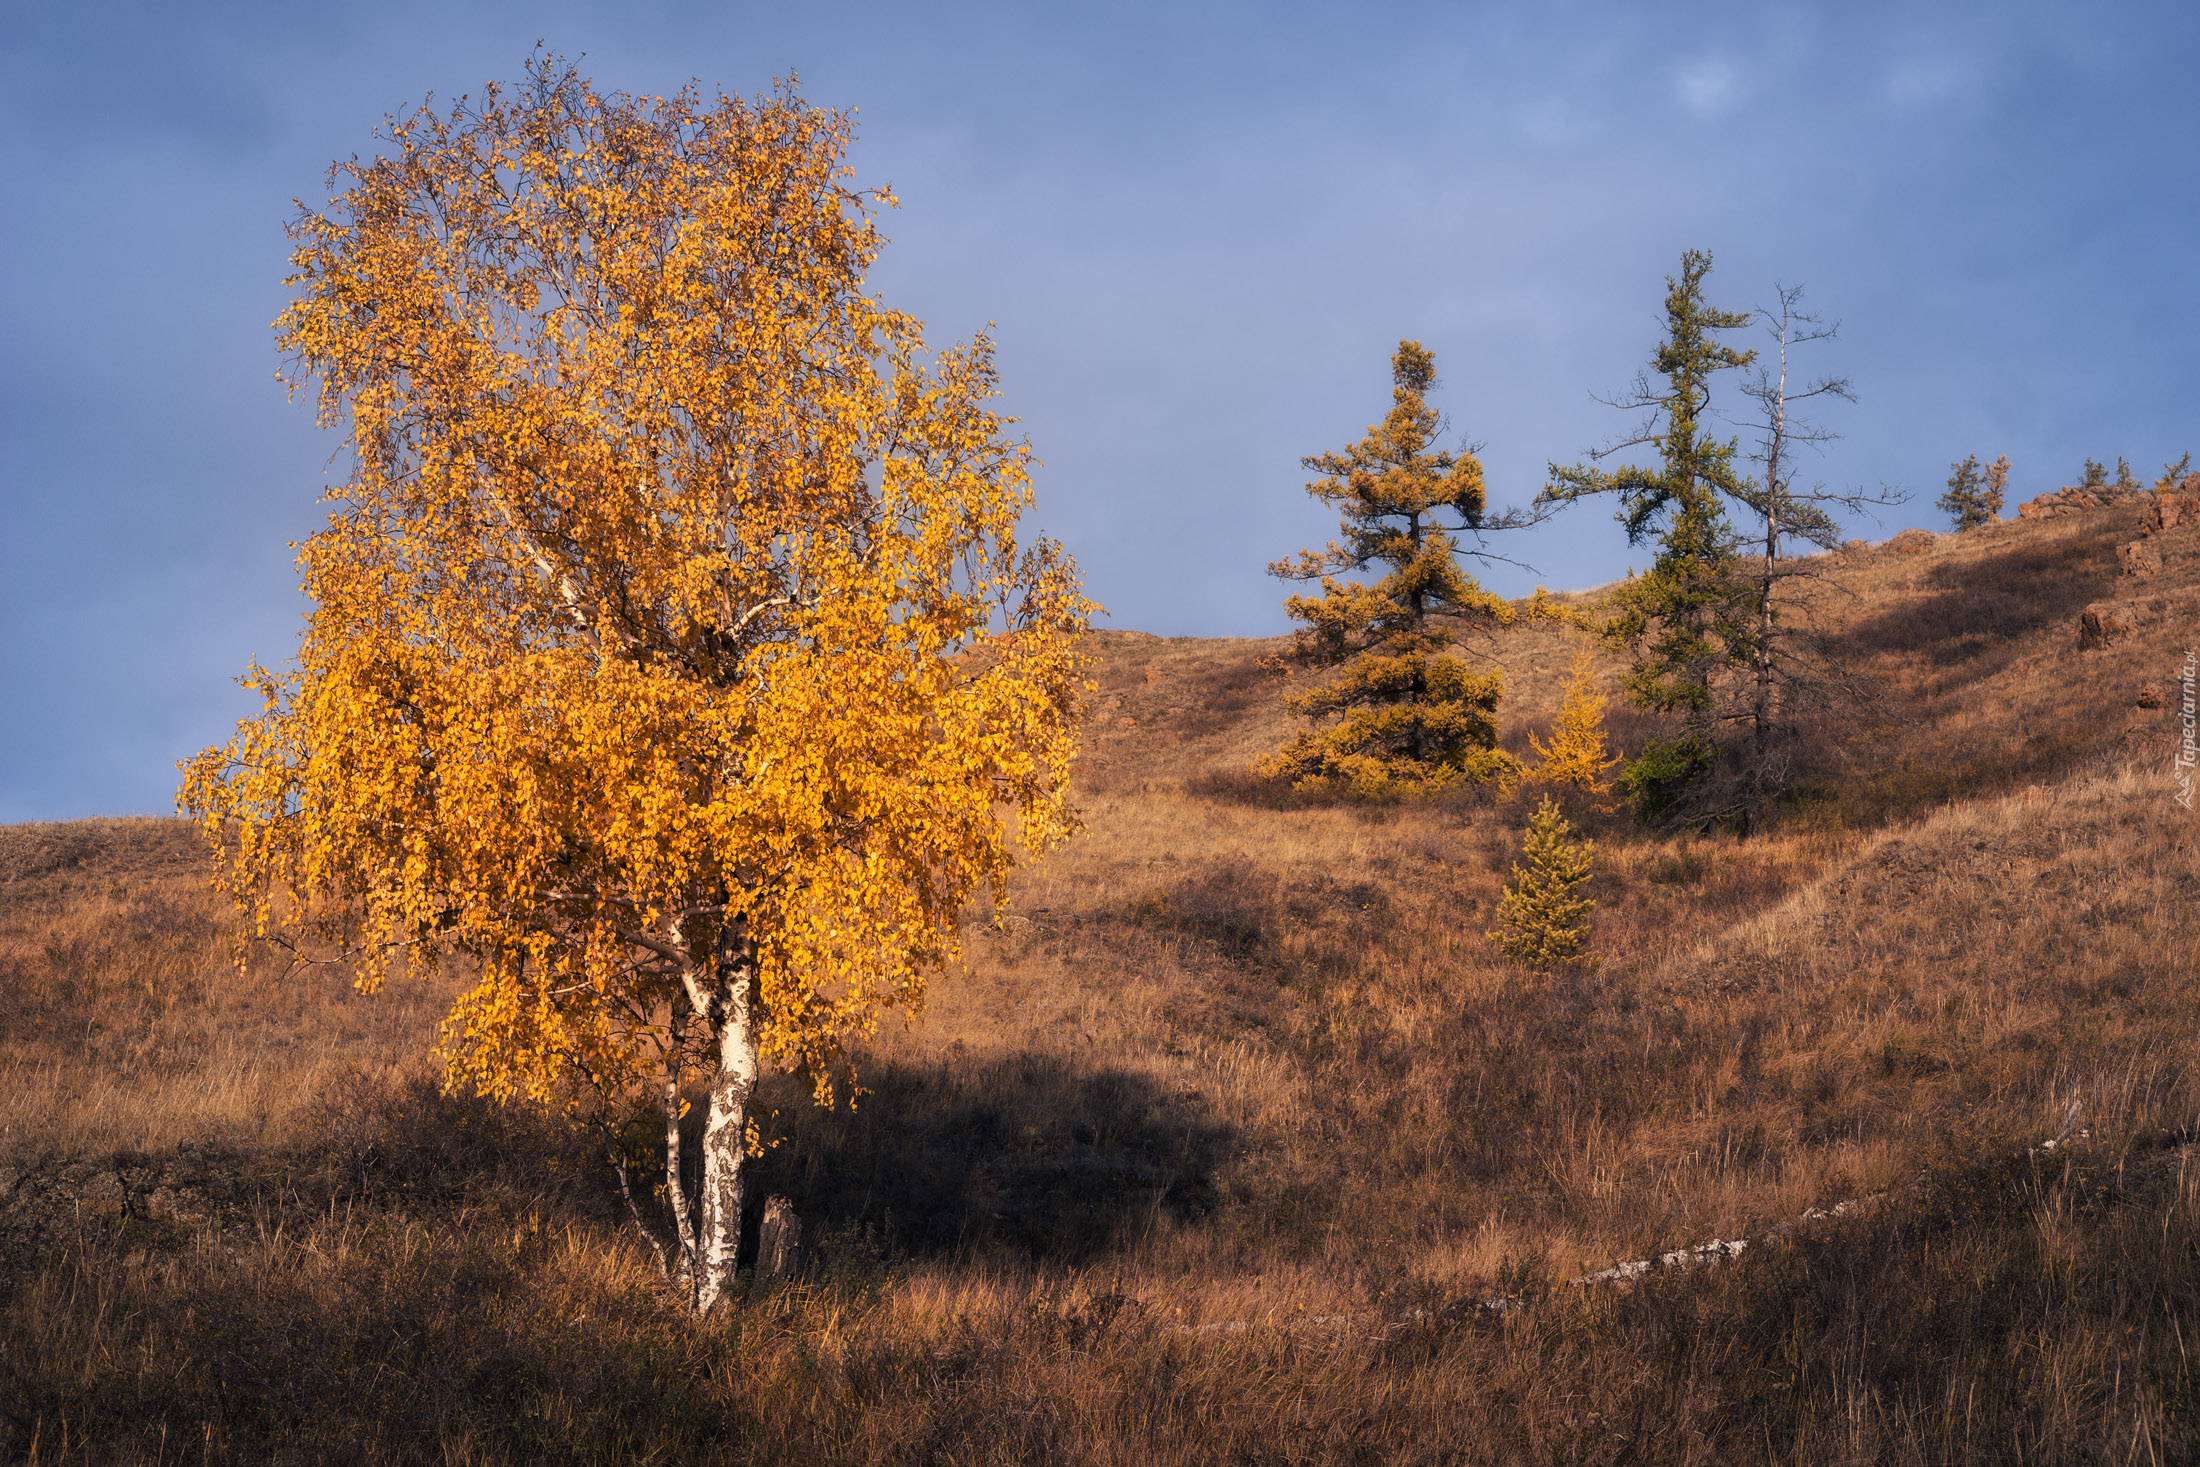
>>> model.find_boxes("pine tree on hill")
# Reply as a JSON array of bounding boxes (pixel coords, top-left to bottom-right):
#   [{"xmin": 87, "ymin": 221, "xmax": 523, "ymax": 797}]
[
  {"xmin": 1944, "ymin": 455, "xmax": 1997, "ymax": 536},
  {"xmin": 1259, "ymin": 341, "xmax": 1543, "ymax": 796},
  {"xmin": 1981, "ymin": 454, "xmax": 2010, "ymax": 519}
]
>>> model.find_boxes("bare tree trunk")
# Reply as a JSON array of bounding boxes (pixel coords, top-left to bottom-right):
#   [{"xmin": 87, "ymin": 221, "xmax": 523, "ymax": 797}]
[
  {"xmin": 693, "ymin": 938, "xmax": 759, "ymax": 1313},
  {"xmin": 1757, "ymin": 337, "xmax": 1784, "ymax": 759},
  {"xmin": 662, "ymin": 1003, "xmax": 696, "ymax": 1290}
]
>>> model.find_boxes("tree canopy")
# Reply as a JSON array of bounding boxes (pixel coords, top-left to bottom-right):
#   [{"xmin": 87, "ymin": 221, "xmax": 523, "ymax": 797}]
[
  {"xmin": 1542, "ymin": 251, "xmax": 1761, "ymax": 817},
  {"xmin": 1258, "ymin": 341, "xmax": 1533, "ymax": 795},
  {"xmin": 180, "ymin": 58, "xmax": 1090, "ymax": 1311}
]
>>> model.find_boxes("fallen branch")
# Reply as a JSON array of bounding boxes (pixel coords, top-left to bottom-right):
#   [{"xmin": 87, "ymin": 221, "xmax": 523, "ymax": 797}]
[{"xmin": 1169, "ymin": 1105, "xmax": 2194, "ymax": 1342}]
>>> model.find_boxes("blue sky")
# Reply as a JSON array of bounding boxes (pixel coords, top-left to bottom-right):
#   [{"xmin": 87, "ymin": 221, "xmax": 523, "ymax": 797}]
[{"xmin": 3, "ymin": 1, "xmax": 2195, "ymax": 820}]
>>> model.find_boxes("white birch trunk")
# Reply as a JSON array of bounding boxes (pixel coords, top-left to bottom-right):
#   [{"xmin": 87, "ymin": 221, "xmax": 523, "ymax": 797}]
[
  {"xmin": 663, "ymin": 1006, "xmax": 696, "ymax": 1290},
  {"xmin": 692, "ymin": 944, "xmax": 759, "ymax": 1313}
]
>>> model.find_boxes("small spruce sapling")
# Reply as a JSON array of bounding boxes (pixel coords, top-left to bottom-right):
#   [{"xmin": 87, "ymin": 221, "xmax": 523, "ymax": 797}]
[
  {"xmin": 1487, "ymin": 796, "xmax": 1596, "ymax": 971},
  {"xmin": 2115, "ymin": 456, "xmax": 2141, "ymax": 491},
  {"xmin": 2081, "ymin": 458, "xmax": 2109, "ymax": 489}
]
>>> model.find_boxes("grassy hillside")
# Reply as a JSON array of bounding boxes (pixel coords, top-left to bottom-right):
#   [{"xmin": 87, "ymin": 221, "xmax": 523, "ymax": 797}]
[{"xmin": 2, "ymin": 501, "xmax": 2195, "ymax": 1464}]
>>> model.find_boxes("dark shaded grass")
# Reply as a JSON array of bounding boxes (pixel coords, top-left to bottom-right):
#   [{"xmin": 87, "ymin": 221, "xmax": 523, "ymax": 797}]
[
  {"xmin": 1845, "ymin": 530, "xmax": 2124, "ymax": 666},
  {"xmin": 4, "ymin": 1120, "xmax": 2193, "ymax": 1465},
  {"xmin": 749, "ymin": 1054, "xmax": 1235, "ymax": 1264}
]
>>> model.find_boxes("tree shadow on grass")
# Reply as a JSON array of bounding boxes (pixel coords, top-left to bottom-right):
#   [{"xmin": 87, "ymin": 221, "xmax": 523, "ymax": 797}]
[
  {"xmin": 750, "ymin": 1051, "xmax": 1235, "ymax": 1266},
  {"xmin": 1840, "ymin": 527, "xmax": 2123, "ymax": 671},
  {"xmin": 301, "ymin": 1056, "xmax": 1231, "ymax": 1275}
]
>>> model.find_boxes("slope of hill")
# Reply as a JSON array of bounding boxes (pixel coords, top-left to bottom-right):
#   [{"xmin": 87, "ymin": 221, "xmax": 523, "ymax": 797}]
[{"xmin": 2, "ymin": 496, "xmax": 2195, "ymax": 1464}]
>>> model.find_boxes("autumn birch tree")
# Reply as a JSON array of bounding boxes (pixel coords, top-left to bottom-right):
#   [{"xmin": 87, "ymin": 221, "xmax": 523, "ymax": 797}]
[{"xmin": 180, "ymin": 59, "xmax": 1090, "ymax": 1314}]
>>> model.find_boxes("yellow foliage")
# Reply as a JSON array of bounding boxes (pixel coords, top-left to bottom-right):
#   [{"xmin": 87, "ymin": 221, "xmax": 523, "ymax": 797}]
[
  {"xmin": 1527, "ymin": 650, "xmax": 1621, "ymax": 796},
  {"xmin": 1257, "ymin": 342, "xmax": 1527, "ymax": 794},
  {"xmin": 177, "ymin": 62, "xmax": 1092, "ymax": 1120}
]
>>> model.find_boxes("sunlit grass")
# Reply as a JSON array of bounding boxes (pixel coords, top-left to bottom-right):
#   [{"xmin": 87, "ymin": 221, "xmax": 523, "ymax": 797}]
[{"xmin": 3, "ymin": 502, "xmax": 2196, "ymax": 1462}]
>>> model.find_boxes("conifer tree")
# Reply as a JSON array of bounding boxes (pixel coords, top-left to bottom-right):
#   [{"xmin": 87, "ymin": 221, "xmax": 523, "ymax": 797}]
[
  {"xmin": 1981, "ymin": 454, "xmax": 2010, "ymax": 519},
  {"xmin": 1541, "ymin": 250, "xmax": 1758, "ymax": 818},
  {"xmin": 1939, "ymin": 454, "xmax": 1991, "ymax": 530},
  {"xmin": 2115, "ymin": 456, "xmax": 2141, "ymax": 491},
  {"xmin": 1528, "ymin": 649, "xmax": 1620, "ymax": 796},
  {"xmin": 1487, "ymin": 796, "xmax": 1595, "ymax": 971},
  {"xmin": 2081, "ymin": 457, "xmax": 2109, "ymax": 489},
  {"xmin": 1259, "ymin": 341, "xmax": 1539, "ymax": 796}
]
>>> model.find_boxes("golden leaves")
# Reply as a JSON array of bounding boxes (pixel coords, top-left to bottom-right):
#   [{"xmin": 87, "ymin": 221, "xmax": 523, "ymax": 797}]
[
  {"xmin": 1260, "ymin": 341, "xmax": 1516, "ymax": 794},
  {"xmin": 183, "ymin": 57, "xmax": 1091, "ymax": 1112}
]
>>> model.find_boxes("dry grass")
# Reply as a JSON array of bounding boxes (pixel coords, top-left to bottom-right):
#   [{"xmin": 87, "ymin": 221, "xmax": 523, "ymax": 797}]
[
  {"xmin": 2, "ymin": 508, "xmax": 2196, "ymax": 1463},
  {"xmin": 0, "ymin": 820, "xmax": 456, "ymax": 1158}
]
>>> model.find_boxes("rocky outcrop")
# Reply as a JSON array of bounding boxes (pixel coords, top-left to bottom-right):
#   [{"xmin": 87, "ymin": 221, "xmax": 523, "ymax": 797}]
[
  {"xmin": 1886, "ymin": 527, "xmax": 1938, "ymax": 555},
  {"xmin": 2148, "ymin": 481, "xmax": 2200, "ymax": 533},
  {"xmin": 2079, "ymin": 603, "xmax": 2135, "ymax": 650},
  {"xmin": 2114, "ymin": 474, "xmax": 2200, "ymax": 580},
  {"xmin": 2117, "ymin": 539, "xmax": 2164, "ymax": 577},
  {"xmin": 2017, "ymin": 483, "xmax": 2143, "ymax": 520},
  {"xmin": 2077, "ymin": 583, "xmax": 2200, "ymax": 651}
]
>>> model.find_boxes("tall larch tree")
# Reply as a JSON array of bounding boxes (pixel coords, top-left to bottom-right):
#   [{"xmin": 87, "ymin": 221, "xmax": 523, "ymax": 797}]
[
  {"xmin": 1258, "ymin": 341, "xmax": 1535, "ymax": 796},
  {"xmin": 179, "ymin": 59, "xmax": 1090, "ymax": 1314},
  {"xmin": 1541, "ymin": 250, "xmax": 1759, "ymax": 819}
]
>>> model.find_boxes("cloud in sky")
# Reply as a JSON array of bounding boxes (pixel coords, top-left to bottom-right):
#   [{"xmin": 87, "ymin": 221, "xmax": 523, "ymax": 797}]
[
  {"xmin": 3, "ymin": 0, "xmax": 2196, "ymax": 818},
  {"xmin": 1676, "ymin": 56, "xmax": 1747, "ymax": 117}
]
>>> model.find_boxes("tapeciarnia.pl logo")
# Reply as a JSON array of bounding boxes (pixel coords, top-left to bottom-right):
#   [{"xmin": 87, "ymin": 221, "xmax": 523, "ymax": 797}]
[{"xmin": 2176, "ymin": 646, "xmax": 2197, "ymax": 811}]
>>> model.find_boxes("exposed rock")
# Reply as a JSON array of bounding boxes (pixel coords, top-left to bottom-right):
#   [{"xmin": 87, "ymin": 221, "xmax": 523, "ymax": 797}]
[
  {"xmin": 2118, "ymin": 539, "xmax": 2165, "ymax": 577},
  {"xmin": 2112, "ymin": 483, "xmax": 2200, "ymax": 577},
  {"xmin": 0, "ymin": 1150, "xmax": 250, "ymax": 1253},
  {"xmin": 2149, "ymin": 490, "xmax": 2199, "ymax": 535},
  {"xmin": 2018, "ymin": 484, "xmax": 2143, "ymax": 520},
  {"xmin": 2079, "ymin": 602, "xmax": 2136, "ymax": 650},
  {"xmin": 75, "ymin": 1171, "xmax": 128, "ymax": 1219},
  {"xmin": 1886, "ymin": 528, "xmax": 1938, "ymax": 555}
]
